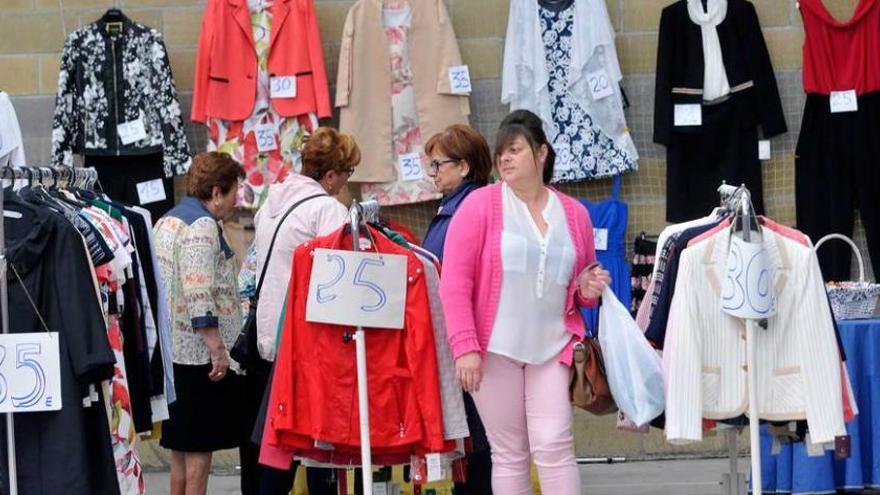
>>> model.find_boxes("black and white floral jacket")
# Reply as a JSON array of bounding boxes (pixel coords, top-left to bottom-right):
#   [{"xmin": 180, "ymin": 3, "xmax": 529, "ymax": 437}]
[{"xmin": 51, "ymin": 16, "xmax": 191, "ymax": 177}]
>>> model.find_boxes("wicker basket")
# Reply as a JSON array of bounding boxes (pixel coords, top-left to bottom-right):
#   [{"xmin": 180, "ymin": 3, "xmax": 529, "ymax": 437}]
[{"xmin": 814, "ymin": 234, "xmax": 880, "ymax": 320}]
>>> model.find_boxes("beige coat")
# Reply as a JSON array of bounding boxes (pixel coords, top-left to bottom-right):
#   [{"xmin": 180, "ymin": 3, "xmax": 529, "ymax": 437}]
[{"xmin": 336, "ymin": 0, "xmax": 471, "ymax": 183}]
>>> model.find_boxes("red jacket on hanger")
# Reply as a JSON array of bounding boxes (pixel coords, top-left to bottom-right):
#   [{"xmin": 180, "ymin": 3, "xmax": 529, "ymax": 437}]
[
  {"xmin": 265, "ymin": 225, "xmax": 447, "ymax": 454},
  {"xmin": 191, "ymin": 0, "xmax": 332, "ymax": 123}
]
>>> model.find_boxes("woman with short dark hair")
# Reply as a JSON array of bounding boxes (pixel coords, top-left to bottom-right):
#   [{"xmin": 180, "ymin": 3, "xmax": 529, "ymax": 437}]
[
  {"xmin": 440, "ymin": 110, "xmax": 610, "ymax": 494},
  {"xmin": 153, "ymin": 151, "xmax": 245, "ymax": 495}
]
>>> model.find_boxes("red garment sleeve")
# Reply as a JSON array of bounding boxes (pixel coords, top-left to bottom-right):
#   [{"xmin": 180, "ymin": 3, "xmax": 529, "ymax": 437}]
[
  {"xmin": 191, "ymin": 0, "xmax": 216, "ymax": 124},
  {"xmin": 303, "ymin": 0, "xmax": 332, "ymax": 118}
]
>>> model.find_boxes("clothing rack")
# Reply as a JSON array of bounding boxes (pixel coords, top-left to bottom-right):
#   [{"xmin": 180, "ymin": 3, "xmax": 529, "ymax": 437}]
[
  {"xmin": 1, "ymin": 164, "xmax": 99, "ymax": 495},
  {"xmin": 348, "ymin": 199, "xmax": 380, "ymax": 495},
  {"xmin": 716, "ymin": 182, "xmax": 762, "ymax": 495}
]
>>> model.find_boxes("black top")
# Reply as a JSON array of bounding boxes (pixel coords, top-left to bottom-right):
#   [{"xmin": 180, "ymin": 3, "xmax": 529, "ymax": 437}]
[
  {"xmin": 0, "ymin": 195, "xmax": 118, "ymax": 495},
  {"xmin": 538, "ymin": 0, "xmax": 575, "ymax": 12},
  {"xmin": 653, "ymin": 0, "xmax": 787, "ymax": 145}
]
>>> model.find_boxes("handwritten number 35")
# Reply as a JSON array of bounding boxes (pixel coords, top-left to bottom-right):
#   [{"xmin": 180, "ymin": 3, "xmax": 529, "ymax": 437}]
[
  {"xmin": 0, "ymin": 343, "xmax": 47, "ymax": 408},
  {"xmin": 317, "ymin": 254, "xmax": 388, "ymax": 312}
]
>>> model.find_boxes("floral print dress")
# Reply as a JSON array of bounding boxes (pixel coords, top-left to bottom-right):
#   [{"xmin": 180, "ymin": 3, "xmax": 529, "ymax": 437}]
[
  {"xmin": 360, "ymin": 1, "xmax": 441, "ymax": 206},
  {"xmin": 540, "ymin": 4, "xmax": 636, "ymax": 183},
  {"xmin": 207, "ymin": 0, "xmax": 318, "ymax": 209}
]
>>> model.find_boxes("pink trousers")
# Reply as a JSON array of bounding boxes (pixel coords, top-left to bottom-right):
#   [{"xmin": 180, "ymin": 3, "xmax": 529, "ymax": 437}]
[{"xmin": 472, "ymin": 353, "xmax": 580, "ymax": 495}]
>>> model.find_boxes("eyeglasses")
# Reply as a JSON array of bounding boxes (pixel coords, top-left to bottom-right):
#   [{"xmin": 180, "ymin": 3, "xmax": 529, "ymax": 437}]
[
  {"xmin": 428, "ymin": 159, "xmax": 459, "ymax": 174},
  {"xmin": 342, "ymin": 167, "xmax": 355, "ymax": 175}
]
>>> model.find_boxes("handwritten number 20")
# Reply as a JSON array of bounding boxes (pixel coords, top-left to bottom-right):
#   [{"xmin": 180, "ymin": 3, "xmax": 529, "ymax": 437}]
[{"xmin": 317, "ymin": 256, "xmax": 388, "ymax": 312}]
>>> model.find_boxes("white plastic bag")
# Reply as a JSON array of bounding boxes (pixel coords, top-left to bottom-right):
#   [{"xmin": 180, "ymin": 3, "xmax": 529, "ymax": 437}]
[{"xmin": 597, "ymin": 286, "xmax": 665, "ymax": 427}]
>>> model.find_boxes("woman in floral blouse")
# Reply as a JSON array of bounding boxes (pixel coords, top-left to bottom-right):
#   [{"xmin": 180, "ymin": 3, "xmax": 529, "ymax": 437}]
[{"xmin": 153, "ymin": 152, "xmax": 245, "ymax": 495}]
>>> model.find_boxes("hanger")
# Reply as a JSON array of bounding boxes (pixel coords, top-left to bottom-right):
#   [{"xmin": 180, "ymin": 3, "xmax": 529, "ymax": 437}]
[{"xmin": 101, "ymin": 6, "xmax": 125, "ymax": 36}]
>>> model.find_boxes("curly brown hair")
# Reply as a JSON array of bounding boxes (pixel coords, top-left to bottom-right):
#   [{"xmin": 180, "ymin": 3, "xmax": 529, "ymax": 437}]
[
  {"xmin": 185, "ymin": 152, "xmax": 245, "ymax": 200},
  {"xmin": 300, "ymin": 127, "xmax": 362, "ymax": 182}
]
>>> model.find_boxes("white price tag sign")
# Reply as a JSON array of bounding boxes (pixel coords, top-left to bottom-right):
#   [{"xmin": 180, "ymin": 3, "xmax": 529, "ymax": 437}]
[
  {"xmin": 136, "ymin": 178, "xmax": 167, "ymax": 205},
  {"xmin": 398, "ymin": 152, "xmax": 424, "ymax": 182},
  {"xmin": 448, "ymin": 65, "xmax": 472, "ymax": 94},
  {"xmin": 426, "ymin": 453, "xmax": 444, "ymax": 482},
  {"xmin": 758, "ymin": 140, "xmax": 771, "ymax": 160},
  {"xmin": 0, "ymin": 332, "xmax": 62, "ymax": 413},
  {"xmin": 306, "ymin": 249, "xmax": 408, "ymax": 329},
  {"xmin": 721, "ymin": 234, "xmax": 777, "ymax": 319},
  {"xmin": 372, "ymin": 482, "xmax": 388, "ymax": 495},
  {"xmin": 270, "ymin": 75, "xmax": 297, "ymax": 99},
  {"xmin": 586, "ymin": 68, "xmax": 614, "ymax": 100},
  {"xmin": 830, "ymin": 90, "xmax": 857, "ymax": 113},
  {"xmin": 254, "ymin": 123, "xmax": 278, "ymax": 153},
  {"xmin": 593, "ymin": 228, "xmax": 609, "ymax": 251},
  {"xmin": 674, "ymin": 104, "xmax": 702, "ymax": 127},
  {"xmin": 117, "ymin": 118, "xmax": 147, "ymax": 145}
]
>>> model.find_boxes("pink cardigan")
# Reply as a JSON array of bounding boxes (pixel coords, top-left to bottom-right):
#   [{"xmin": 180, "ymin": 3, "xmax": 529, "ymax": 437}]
[{"xmin": 439, "ymin": 183, "xmax": 598, "ymax": 367}]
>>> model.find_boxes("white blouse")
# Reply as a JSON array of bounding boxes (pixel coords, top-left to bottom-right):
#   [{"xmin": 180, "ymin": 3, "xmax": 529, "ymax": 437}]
[
  {"xmin": 687, "ymin": 0, "xmax": 731, "ymax": 101},
  {"xmin": 489, "ymin": 184, "xmax": 575, "ymax": 364}
]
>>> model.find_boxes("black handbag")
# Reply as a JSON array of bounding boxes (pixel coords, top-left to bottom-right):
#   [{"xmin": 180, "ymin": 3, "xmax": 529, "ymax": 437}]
[{"xmin": 230, "ymin": 193, "xmax": 326, "ymax": 374}]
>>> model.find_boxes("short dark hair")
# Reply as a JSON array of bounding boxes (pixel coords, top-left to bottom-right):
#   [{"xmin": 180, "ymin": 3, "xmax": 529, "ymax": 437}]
[
  {"xmin": 425, "ymin": 124, "xmax": 493, "ymax": 186},
  {"xmin": 494, "ymin": 109, "xmax": 555, "ymax": 184},
  {"xmin": 186, "ymin": 152, "xmax": 245, "ymax": 200}
]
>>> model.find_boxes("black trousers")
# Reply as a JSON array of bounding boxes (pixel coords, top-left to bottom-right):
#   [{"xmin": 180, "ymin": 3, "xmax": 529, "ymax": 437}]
[
  {"xmin": 85, "ymin": 152, "xmax": 175, "ymax": 222},
  {"xmin": 665, "ymin": 97, "xmax": 764, "ymax": 223},
  {"xmin": 796, "ymin": 91, "xmax": 880, "ymax": 281}
]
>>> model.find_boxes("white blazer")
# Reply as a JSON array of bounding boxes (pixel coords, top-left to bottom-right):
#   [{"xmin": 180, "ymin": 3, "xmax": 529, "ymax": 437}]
[{"xmin": 664, "ymin": 228, "xmax": 846, "ymax": 445}]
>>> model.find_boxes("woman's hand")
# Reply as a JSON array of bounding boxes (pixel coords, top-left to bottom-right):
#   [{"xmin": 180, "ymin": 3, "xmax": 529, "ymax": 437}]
[
  {"xmin": 578, "ymin": 264, "xmax": 612, "ymax": 300},
  {"xmin": 455, "ymin": 352, "xmax": 483, "ymax": 393},
  {"xmin": 208, "ymin": 346, "xmax": 230, "ymax": 382}
]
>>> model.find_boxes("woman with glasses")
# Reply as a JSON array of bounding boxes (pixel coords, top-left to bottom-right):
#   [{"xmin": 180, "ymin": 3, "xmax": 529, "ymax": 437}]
[
  {"xmin": 423, "ymin": 124, "xmax": 494, "ymax": 494},
  {"xmin": 245, "ymin": 127, "xmax": 361, "ymax": 494}
]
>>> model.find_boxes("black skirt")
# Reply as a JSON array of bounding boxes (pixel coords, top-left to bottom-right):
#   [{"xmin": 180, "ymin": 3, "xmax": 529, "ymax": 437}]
[{"xmin": 160, "ymin": 363, "xmax": 245, "ymax": 452}]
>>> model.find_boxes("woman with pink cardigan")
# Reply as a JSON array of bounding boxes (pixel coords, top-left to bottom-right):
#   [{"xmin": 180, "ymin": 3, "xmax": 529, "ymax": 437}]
[{"xmin": 439, "ymin": 110, "xmax": 610, "ymax": 494}]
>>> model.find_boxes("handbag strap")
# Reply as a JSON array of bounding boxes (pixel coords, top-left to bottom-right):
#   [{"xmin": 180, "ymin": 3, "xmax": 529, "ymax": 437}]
[{"xmin": 254, "ymin": 193, "xmax": 326, "ymax": 300}]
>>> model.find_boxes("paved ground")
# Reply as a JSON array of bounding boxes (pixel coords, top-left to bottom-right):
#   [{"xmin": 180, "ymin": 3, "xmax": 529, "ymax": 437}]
[{"xmin": 143, "ymin": 458, "xmax": 751, "ymax": 494}]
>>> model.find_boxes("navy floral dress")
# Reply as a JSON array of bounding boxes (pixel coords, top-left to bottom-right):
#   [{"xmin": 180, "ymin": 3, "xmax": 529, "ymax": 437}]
[{"xmin": 540, "ymin": 4, "xmax": 637, "ymax": 183}]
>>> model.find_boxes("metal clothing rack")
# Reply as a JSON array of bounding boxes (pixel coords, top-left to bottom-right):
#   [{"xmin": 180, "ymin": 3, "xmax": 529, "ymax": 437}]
[
  {"xmin": 348, "ymin": 199, "xmax": 380, "ymax": 495},
  {"xmin": 0, "ymin": 164, "xmax": 98, "ymax": 495},
  {"xmin": 716, "ymin": 183, "xmax": 762, "ymax": 495}
]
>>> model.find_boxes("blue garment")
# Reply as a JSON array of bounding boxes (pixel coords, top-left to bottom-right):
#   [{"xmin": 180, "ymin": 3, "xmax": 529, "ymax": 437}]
[
  {"xmin": 539, "ymin": 5, "xmax": 637, "ymax": 184},
  {"xmin": 754, "ymin": 318, "xmax": 880, "ymax": 494},
  {"xmin": 166, "ymin": 196, "xmax": 234, "ymax": 259},
  {"xmin": 579, "ymin": 176, "xmax": 632, "ymax": 336},
  {"xmin": 422, "ymin": 180, "xmax": 480, "ymax": 262}
]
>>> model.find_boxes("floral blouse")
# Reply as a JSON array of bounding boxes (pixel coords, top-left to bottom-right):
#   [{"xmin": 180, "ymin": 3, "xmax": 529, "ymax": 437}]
[{"xmin": 153, "ymin": 197, "xmax": 241, "ymax": 371}]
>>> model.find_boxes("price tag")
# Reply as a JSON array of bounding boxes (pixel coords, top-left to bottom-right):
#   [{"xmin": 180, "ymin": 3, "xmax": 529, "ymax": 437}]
[
  {"xmin": 426, "ymin": 453, "xmax": 444, "ymax": 482},
  {"xmin": 835, "ymin": 435, "xmax": 851, "ymax": 460},
  {"xmin": 674, "ymin": 104, "xmax": 702, "ymax": 127},
  {"xmin": 593, "ymin": 228, "xmax": 609, "ymax": 251},
  {"xmin": 136, "ymin": 178, "xmax": 167, "ymax": 205},
  {"xmin": 306, "ymin": 249, "xmax": 408, "ymax": 329},
  {"xmin": 399, "ymin": 152, "xmax": 424, "ymax": 182},
  {"xmin": 0, "ymin": 332, "xmax": 62, "ymax": 413},
  {"xmin": 254, "ymin": 123, "xmax": 278, "ymax": 153},
  {"xmin": 721, "ymin": 234, "xmax": 777, "ymax": 319},
  {"xmin": 389, "ymin": 484, "xmax": 402, "ymax": 495},
  {"xmin": 830, "ymin": 90, "xmax": 857, "ymax": 113},
  {"xmin": 586, "ymin": 68, "xmax": 614, "ymax": 100},
  {"xmin": 448, "ymin": 65, "xmax": 472, "ymax": 94},
  {"xmin": 270, "ymin": 75, "xmax": 297, "ymax": 99},
  {"xmin": 117, "ymin": 118, "xmax": 147, "ymax": 145},
  {"xmin": 758, "ymin": 140, "xmax": 771, "ymax": 160}
]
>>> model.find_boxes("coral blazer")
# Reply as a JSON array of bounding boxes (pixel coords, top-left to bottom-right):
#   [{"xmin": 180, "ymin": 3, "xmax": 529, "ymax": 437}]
[{"xmin": 192, "ymin": 0, "xmax": 332, "ymax": 123}]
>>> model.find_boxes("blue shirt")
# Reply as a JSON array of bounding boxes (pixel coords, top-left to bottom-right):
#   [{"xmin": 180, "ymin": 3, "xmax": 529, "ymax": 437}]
[{"xmin": 422, "ymin": 180, "xmax": 480, "ymax": 262}]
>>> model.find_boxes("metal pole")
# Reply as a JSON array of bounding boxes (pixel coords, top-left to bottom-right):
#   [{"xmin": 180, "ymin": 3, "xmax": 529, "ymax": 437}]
[
  {"xmin": 740, "ymin": 188, "xmax": 762, "ymax": 495},
  {"xmin": 350, "ymin": 201, "xmax": 373, "ymax": 495},
  {"xmin": 0, "ymin": 177, "xmax": 18, "ymax": 495}
]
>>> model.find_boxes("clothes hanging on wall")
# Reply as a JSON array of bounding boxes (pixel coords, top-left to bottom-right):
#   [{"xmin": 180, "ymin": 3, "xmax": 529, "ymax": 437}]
[
  {"xmin": 795, "ymin": 0, "xmax": 880, "ymax": 281},
  {"xmin": 502, "ymin": 0, "xmax": 638, "ymax": 184},
  {"xmin": 653, "ymin": 0, "xmax": 786, "ymax": 222},
  {"xmin": 196, "ymin": 0, "xmax": 325, "ymax": 209},
  {"xmin": 51, "ymin": 14, "xmax": 191, "ymax": 178},
  {"xmin": 85, "ymin": 153, "xmax": 175, "ymax": 222},
  {"xmin": 630, "ymin": 234, "xmax": 656, "ymax": 315},
  {"xmin": 336, "ymin": 0, "xmax": 470, "ymax": 194},
  {"xmin": 578, "ymin": 176, "xmax": 631, "ymax": 335},
  {"xmin": 0, "ymin": 91, "xmax": 26, "ymax": 168}
]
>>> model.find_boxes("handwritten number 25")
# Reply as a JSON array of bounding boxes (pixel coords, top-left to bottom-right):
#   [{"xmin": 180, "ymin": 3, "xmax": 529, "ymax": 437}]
[{"xmin": 317, "ymin": 256, "xmax": 388, "ymax": 312}]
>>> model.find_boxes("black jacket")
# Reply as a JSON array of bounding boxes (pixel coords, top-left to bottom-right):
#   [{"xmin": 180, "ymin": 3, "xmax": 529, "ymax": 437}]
[
  {"xmin": 51, "ymin": 14, "xmax": 191, "ymax": 177},
  {"xmin": 653, "ymin": 0, "xmax": 787, "ymax": 145}
]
